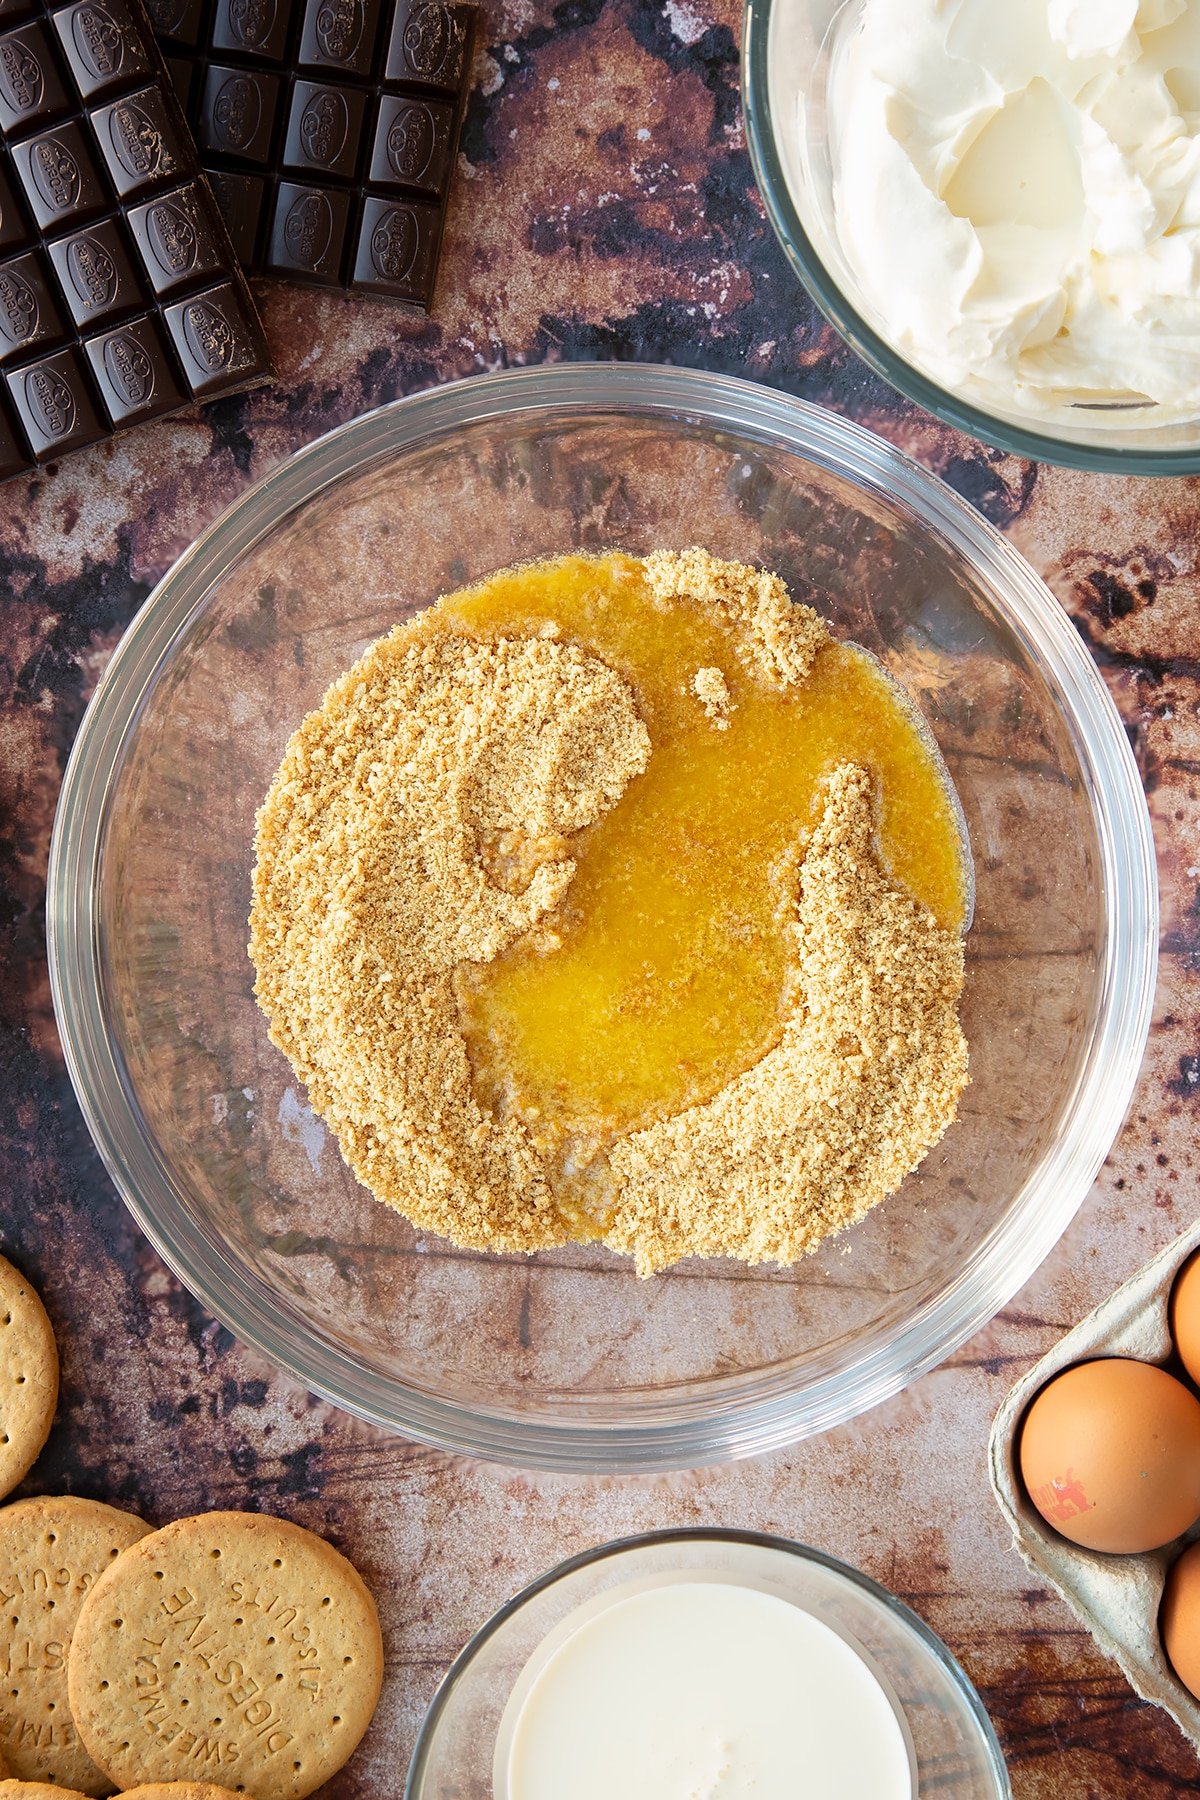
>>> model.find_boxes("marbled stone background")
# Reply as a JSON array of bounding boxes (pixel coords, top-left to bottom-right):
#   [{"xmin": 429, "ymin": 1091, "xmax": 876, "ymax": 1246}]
[{"xmin": 2, "ymin": 0, "xmax": 1199, "ymax": 1793}]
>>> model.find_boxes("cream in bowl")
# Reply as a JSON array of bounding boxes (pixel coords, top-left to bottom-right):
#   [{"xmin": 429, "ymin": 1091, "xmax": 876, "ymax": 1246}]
[
  {"xmin": 494, "ymin": 1576, "xmax": 915, "ymax": 1799},
  {"xmin": 826, "ymin": 0, "xmax": 1200, "ymax": 425},
  {"xmin": 405, "ymin": 1531, "xmax": 1010, "ymax": 1798}
]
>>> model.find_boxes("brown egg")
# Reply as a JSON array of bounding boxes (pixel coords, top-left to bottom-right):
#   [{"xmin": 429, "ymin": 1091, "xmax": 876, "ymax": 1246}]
[
  {"xmin": 1170, "ymin": 1249, "xmax": 1200, "ymax": 1389},
  {"xmin": 1162, "ymin": 1540, "xmax": 1200, "ymax": 1700},
  {"xmin": 1019, "ymin": 1358, "xmax": 1200, "ymax": 1553}
]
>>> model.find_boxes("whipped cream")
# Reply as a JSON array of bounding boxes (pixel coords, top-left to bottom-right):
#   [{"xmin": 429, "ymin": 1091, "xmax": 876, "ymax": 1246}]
[{"xmin": 826, "ymin": 0, "xmax": 1200, "ymax": 422}]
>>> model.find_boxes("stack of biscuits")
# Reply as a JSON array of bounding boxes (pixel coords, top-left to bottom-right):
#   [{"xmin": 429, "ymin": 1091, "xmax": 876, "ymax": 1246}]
[{"xmin": 0, "ymin": 1255, "xmax": 383, "ymax": 1799}]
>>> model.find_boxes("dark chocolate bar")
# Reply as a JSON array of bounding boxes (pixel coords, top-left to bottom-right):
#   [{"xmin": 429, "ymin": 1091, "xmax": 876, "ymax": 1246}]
[
  {"xmin": 148, "ymin": 0, "xmax": 475, "ymax": 310},
  {"xmin": 0, "ymin": 0, "xmax": 271, "ymax": 481}
]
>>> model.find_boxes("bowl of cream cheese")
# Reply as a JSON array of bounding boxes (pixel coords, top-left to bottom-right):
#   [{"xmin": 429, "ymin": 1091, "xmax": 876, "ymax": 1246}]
[{"xmin": 744, "ymin": 0, "xmax": 1200, "ymax": 469}]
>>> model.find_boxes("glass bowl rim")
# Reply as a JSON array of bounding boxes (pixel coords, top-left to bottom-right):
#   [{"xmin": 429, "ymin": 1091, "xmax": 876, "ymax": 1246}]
[
  {"xmin": 403, "ymin": 1524, "xmax": 1012, "ymax": 1798},
  {"xmin": 741, "ymin": 0, "xmax": 1200, "ymax": 476},
  {"xmin": 46, "ymin": 360, "xmax": 1158, "ymax": 1472}
]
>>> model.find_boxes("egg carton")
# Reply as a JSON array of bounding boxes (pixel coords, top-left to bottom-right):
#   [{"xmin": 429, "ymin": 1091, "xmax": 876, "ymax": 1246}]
[{"xmin": 989, "ymin": 1218, "xmax": 1200, "ymax": 1749}]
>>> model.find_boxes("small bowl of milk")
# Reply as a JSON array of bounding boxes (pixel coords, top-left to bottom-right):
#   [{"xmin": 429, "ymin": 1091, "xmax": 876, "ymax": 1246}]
[{"xmin": 406, "ymin": 1529, "xmax": 1009, "ymax": 1799}]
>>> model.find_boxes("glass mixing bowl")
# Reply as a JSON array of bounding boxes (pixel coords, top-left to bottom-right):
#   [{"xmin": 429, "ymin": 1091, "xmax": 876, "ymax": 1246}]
[
  {"xmin": 406, "ymin": 1530, "xmax": 1010, "ymax": 1799},
  {"xmin": 47, "ymin": 363, "xmax": 1157, "ymax": 1471},
  {"xmin": 743, "ymin": 0, "xmax": 1200, "ymax": 473}
]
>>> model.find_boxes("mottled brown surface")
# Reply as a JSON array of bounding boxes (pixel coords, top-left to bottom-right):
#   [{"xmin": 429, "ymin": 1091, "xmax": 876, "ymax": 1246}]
[{"xmin": 1, "ymin": 0, "xmax": 1198, "ymax": 1794}]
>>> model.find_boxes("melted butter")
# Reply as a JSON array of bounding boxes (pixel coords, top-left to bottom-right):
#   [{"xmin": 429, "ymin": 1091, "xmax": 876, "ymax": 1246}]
[{"xmin": 445, "ymin": 553, "xmax": 968, "ymax": 1144}]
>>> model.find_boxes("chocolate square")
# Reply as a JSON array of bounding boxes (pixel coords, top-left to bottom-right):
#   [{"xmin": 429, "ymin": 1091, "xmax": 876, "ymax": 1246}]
[
  {"xmin": 54, "ymin": 0, "xmax": 154, "ymax": 101},
  {"xmin": 297, "ymin": 0, "xmax": 383, "ymax": 78},
  {"xmin": 210, "ymin": 0, "xmax": 290, "ymax": 63},
  {"xmin": 265, "ymin": 179, "xmax": 350, "ymax": 283},
  {"xmin": 198, "ymin": 63, "xmax": 281, "ymax": 165},
  {"xmin": 383, "ymin": 0, "xmax": 470, "ymax": 94},
  {"xmin": 91, "ymin": 84, "xmax": 188, "ymax": 197},
  {"xmin": 128, "ymin": 181, "xmax": 229, "ymax": 297},
  {"xmin": 283, "ymin": 81, "xmax": 366, "ymax": 181},
  {"xmin": 48, "ymin": 217, "xmax": 142, "ymax": 324},
  {"xmin": 7, "ymin": 341, "xmax": 104, "ymax": 457},
  {"xmin": 163, "ymin": 50, "xmax": 195, "ymax": 110},
  {"xmin": 206, "ymin": 166, "xmax": 267, "ymax": 263},
  {"xmin": 351, "ymin": 193, "xmax": 439, "ymax": 304},
  {"xmin": 369, "ymin": 93, "xmax": 453, "ymax": 198},
  {"xmin": 0, "ymin": 158, "xmax": 29, "ymax": 253},
  {"xmin": 142, "ymin": 0, "xmax": 204, "ymax": 48},
  {"xmin": 84, "ymin": 309, "xmax": 182, "ymax": 422},
  {"xmin": 0, "ymin": 22, "xmax": 69, "ymax": 132},
  {"xmin": 0, "ymin": 249, "xmax": 64, "ymax": 360},
  {"xmin": 12, "ymin": 122, "xmax": 106, "ymax": 229},
  {"xmin": 163, "ymin": 277, "xmax": 267, "ymax": 394},
  {"xmin": 0, "ymin": 390, "xmax": 30, "ymax": 474}
]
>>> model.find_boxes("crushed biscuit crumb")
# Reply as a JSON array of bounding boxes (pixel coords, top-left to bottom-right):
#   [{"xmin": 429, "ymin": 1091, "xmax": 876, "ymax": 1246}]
[
  {"xmin": 644, "ymin": 547, "xmax": 826, "ymax": 690},
  {"xmin": 250, "ymin": 630, "xmax": 650, "ymax": 1253},
  {"xmin": 606, "ymin": 761, "xmax": 967, "ymax": 1274},
  {"xmin": 249, "ymin": 551, "xmax": 968, "ymax": 1275},
  {"xmin": 692, "ymin": 665, "xmax": 734, "ymax": 728}
]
